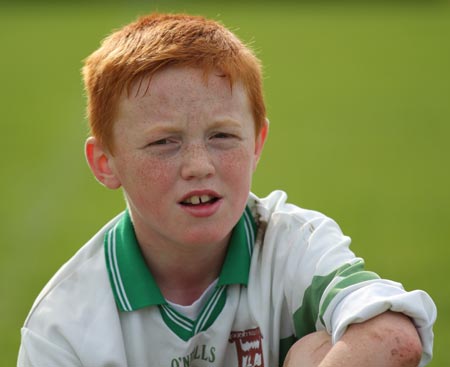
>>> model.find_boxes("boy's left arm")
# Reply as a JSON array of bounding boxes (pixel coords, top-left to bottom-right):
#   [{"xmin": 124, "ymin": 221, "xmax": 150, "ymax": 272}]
[{"xmin": 285, "ymin": 311, "xmax": 422, "ymax": 367}]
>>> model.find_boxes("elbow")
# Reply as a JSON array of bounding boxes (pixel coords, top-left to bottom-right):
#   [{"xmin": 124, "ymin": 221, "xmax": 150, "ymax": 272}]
[
  {"xmin": 389, "ymin": 328, "xmax": 423, "ymax": 367},
  {"xmin": 374, "ymin": 312, "xmax": 423, "ymax": 367},
  {"xmin": 347, "ymin": 311, "xmax": 424, "ymax": 367}
]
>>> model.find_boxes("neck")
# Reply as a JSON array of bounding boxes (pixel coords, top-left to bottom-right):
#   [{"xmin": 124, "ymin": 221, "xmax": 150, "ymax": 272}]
[{"xmin": 136, "ymin": 231, "xmax": 230, "ymax": 306}]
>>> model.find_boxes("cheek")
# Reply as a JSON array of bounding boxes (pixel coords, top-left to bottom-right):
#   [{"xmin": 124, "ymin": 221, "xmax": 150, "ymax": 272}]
[
  {"xmin": 122, "ymin": 156, "xmax": 178, "ymax": 200},
  {"xmin": 218, "ymin": 148, "xmax": 254, "ymax": 184},
  {"xmin": 136, "ymin": 160, "xmax": 169, "ymax": 185}
]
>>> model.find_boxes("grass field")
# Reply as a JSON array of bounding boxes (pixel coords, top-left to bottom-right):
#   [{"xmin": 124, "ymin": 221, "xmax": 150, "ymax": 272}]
[{"xmin": 1, "ymin": 1, "xmax": 449, "ymax": 365}]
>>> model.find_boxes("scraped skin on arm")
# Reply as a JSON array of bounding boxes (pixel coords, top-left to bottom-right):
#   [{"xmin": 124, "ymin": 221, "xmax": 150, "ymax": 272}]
[{"xmin": 283, "ymin": 311, "xmax": 423, "ymax": 367}]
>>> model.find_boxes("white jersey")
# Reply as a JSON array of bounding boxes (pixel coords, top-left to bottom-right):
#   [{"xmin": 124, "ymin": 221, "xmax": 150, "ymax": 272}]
[{"xmin": 18, "ymin": 190, "xmax": 436, "ymax": 367}]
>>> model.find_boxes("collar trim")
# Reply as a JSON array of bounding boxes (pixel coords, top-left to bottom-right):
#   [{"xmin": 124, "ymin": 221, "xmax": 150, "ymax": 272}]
[{"xmin": 104, "ymin": 206, "xmax": 257, "ymax": 312}]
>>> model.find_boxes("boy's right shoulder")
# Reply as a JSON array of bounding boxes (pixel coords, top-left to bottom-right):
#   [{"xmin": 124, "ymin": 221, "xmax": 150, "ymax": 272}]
[{"xmin": 23, "ymin": 212, "xmax": 125, "ymax": 327}]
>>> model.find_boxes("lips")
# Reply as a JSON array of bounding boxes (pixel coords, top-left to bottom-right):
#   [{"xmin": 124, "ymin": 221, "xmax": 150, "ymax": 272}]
[{"xmin": 178, "ymin": 191, "xmax": 222, "ymax": 217}]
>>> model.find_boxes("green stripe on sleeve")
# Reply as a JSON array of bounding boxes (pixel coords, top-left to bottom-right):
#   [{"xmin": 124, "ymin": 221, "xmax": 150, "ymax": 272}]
[
  {"xmin": 292, "ymin": 269, "xmax": 344, "ymax": 338},
  {"xmin": 319, "ymin": 270, "xmax": 380, "ymax": 325},
  {"xmin": 292, "ymin": 260, "xmax": 380, "ymax": 339}
]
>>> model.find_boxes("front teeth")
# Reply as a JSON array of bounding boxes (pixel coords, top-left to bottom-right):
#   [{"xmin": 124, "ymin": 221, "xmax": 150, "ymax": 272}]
[
  {"xmin": 200, "ymin": 195, "xmax": 211, "ymax": 203},
  {"xmin": 191, "ymin": 196, "xmax": 201, "ymax": 205},
  {"xmin": 185, "ymin": 195, "xmax": 213, "ymax": 205}
]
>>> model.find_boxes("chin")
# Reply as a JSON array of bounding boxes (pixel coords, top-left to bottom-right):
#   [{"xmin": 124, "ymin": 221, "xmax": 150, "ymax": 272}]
[{"xmin": 181, "ymin": 229, "xmax": 230, "ymax": 248}]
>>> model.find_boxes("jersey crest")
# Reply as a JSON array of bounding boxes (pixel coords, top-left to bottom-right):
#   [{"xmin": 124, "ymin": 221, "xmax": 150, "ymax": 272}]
[{"xmin": 229, "ymin": 327, "xmax": 264, "ymax": 367}]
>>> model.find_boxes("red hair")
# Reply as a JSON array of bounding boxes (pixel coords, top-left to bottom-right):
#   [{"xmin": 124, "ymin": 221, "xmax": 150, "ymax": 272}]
[{"xmin": 82, "ymin": 13, "xmax": 266, "ymax": 152}]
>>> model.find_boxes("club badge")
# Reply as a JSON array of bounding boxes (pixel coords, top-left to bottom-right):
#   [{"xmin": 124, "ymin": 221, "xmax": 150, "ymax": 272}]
[{"xmin": 229, "ymin": 327, "xmax": 264, "ymax": 367}]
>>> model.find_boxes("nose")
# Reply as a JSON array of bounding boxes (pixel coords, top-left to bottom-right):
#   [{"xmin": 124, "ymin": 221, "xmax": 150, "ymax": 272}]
[{"xmin": 180, "ymin": 143, "xmax": 215, "ymax": 180}]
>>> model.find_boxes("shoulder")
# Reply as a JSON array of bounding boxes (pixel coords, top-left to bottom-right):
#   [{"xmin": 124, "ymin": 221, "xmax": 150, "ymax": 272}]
[
  {"xmin": 250, "ymin": 190, "xmax": 331, "ymax": 224},
  {"xmin": 249, "ymin": 190, "xmax": 344, "ymax": 240},
  {"xmin": 248, "ymin": 190, "xmax": 355, "ymax": 281},
  {"xmin": 23, "ymin": 213, "xmax": 124, "ymax": 332},
  {"xmin": 19, "ymin": 212, "xmax": 131, "ymax": 365}
]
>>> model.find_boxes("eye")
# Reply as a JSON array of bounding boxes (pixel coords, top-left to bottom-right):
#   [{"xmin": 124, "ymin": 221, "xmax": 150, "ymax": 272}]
[
  {"xmin": 145, "ymin": 137, "xmax": 181, "ymax": 153},
  {"xmin": 211, "ymin": 132, "xmax": 234, "ymax": 139},
  {"xmin": 209, "ymin": 131, "xmax": 241, "ymax": 150},
  {"xmin": 148, "ymin": 136, "xmax": 182, "ymax": 147},
  {"xmin": 150, "ymin": 138, "xmax": 171, "ymax": 146}
]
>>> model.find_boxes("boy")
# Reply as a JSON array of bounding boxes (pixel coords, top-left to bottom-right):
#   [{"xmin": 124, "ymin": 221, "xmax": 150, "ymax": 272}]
[{"xmin": 18, "ymin": 13, "xmax": 436, "ymax": 367}]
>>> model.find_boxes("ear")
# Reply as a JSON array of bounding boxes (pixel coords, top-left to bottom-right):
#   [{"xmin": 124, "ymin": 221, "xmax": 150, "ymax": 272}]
[
  {"xmin": 85, "ymin": 137, "xmax": 121, "ymax": 189},
  {"xmin": 253, "ymin": 118, "xmax": 269, "ymax": 171}
]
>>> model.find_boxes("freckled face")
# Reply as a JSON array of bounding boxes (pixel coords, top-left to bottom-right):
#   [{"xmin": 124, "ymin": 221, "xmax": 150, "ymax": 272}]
[{"xmin": 107, "ymin": 66, "xmax": 265, "ymax": 250}]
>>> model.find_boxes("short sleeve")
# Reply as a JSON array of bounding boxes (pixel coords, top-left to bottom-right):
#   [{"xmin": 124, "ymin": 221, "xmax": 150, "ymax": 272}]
[
  {"xmin": 18, "ymin": 327, "xmax": 81, "ymax": 367},
  {"xmin": 278, "ymin": 212, "xmax": 436, "ymax": 367},
  {"xmin": 325, "ymin": 283, "xmax": 436, "ymax": 367}
]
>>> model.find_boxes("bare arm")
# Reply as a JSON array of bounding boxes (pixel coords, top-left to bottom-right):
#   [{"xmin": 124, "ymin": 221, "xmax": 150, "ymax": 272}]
[{"xmin": 284, "ymin": 311, "xmax": 423, "ymax": 367}]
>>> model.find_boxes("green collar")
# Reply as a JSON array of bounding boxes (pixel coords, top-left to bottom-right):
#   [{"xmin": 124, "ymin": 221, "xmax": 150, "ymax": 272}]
[{"xmin": 104, "ymin": 206, "xmax": 257, "ymax": 312}]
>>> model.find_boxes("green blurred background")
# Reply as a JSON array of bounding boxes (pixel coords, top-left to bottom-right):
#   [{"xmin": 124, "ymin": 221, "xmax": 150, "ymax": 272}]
[{"xmin": 1, "ymin": 1, "xmax": 449, "ymax": 365}]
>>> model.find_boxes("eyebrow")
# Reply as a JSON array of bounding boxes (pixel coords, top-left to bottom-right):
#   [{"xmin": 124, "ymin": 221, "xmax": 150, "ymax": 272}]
[
  {"xmin": 209, "ymin": 119, "xmax": 243, "ymax": 130},
  {"xmin": 142, "ymin": 124, "xmax": 183, "ymax": 136},
  {"xmin": 142, "ymin": 118, "xmax": 243, "ymax": 134}
]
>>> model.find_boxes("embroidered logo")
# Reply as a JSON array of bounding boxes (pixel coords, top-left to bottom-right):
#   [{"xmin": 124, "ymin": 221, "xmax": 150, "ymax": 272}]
[{"xmin": 229, "ymin": 327, "xmax": 264, "ymax": 367}]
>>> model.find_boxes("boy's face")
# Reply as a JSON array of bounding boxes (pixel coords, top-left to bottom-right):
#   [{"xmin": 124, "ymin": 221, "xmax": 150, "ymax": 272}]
[{"xmin": 87, "ymin": 66, "xmax": 267, "ymax": 250}]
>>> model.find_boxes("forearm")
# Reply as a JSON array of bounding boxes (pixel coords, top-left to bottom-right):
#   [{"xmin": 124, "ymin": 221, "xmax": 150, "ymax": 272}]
[{"xmin": 284, "ymin": 312, "xmax": 423, "ymax": 367}]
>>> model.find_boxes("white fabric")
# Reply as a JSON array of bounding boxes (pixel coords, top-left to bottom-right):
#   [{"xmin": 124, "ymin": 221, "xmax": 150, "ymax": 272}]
[
  {"xmin": 18, "ymin": 190, "xmax": 436, "ymax": 367},
  {"xmin": 167, "ymin": 279, "xmax": 219, "ymax": 320}
]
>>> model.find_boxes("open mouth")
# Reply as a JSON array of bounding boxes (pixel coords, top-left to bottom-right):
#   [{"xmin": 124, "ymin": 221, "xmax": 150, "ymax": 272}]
[{"xmin": 180, "ymin": 195, "xmax": 220, "ymax": 206}]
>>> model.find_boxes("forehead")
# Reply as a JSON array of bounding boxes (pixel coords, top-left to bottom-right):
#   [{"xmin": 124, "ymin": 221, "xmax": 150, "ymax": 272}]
[{"xmin": 116, "ymin": 66, "xmax": 251, "ymax": 123}]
